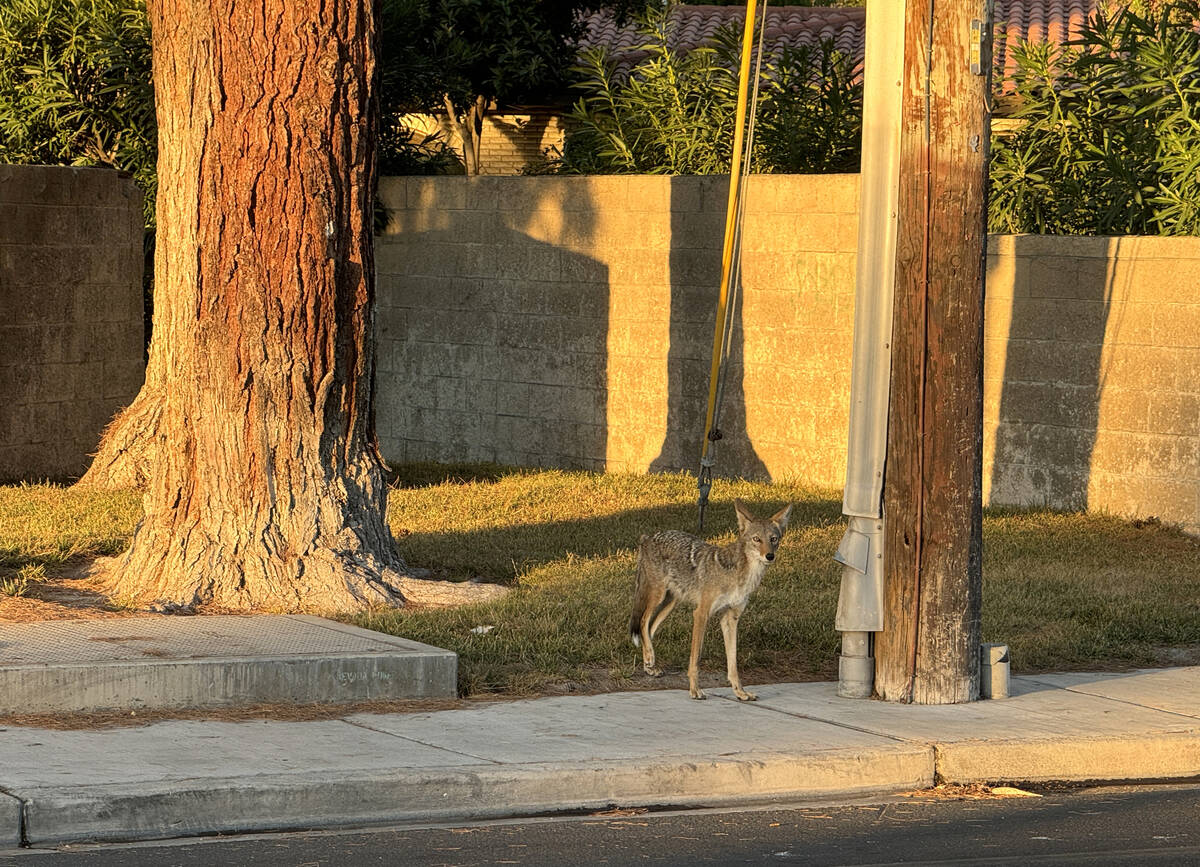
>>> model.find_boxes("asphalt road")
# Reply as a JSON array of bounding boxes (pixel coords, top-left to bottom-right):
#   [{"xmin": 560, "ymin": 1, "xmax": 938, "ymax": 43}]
[{"xmin": 4, "ymin": 782, "xmax": 1200, "ymax": 866}]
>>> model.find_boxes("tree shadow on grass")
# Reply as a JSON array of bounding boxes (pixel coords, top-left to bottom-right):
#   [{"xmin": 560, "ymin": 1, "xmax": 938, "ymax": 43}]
[
  {"xmin": 387, "ymin": 461, "xmax": 528, "ymax": 489},
  {"xmin": 391, "ymin": 492, "xmax": 843, "ymax": 583}
]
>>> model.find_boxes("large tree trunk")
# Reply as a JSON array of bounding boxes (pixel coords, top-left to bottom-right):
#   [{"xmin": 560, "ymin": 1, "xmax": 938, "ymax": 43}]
[{"xmin": 97, "ymin": 0, "xmax": 503, "ymax": 612}]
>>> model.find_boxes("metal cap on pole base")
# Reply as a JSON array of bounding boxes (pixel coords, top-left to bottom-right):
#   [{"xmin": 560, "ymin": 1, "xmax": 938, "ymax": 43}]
[
  {"xmin": 980, "ymin": 643, "xmax": 1010, "ymax": 699},
  {"xmin": 838, "ymin": 631, "xmax": 874, "ymax": 698}
]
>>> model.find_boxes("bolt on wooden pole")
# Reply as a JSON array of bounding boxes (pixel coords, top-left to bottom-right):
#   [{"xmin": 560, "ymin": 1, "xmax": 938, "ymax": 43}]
[{"xmin": 874, "ymin": 0, "xmax": 993, "ymax": 704}]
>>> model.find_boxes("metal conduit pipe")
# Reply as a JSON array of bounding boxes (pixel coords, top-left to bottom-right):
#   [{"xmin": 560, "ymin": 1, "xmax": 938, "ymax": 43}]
[{"xmin": 833, "ymin": 0, "xmax": 904, "ymax": 698}]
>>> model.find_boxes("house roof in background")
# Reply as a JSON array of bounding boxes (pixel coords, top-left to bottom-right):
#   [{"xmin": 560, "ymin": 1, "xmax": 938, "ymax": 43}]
[
  {"xmin": 578, "ymin": 5, "xmax": 865, "ymax": 73},
  {"xmin": 994, "ymin": 1, "xmax": 1097, "ymax": 83},
  {"xmin": 578, "ymin": 2, "xmax": 1101, "ymax": 88}
]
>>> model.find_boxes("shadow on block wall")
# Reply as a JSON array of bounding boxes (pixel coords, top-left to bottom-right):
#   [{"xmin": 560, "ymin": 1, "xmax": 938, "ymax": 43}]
[
  {"xmin": 649, "ymin": 176, "xmax": 769, "ymax": 482},
  {"xmin": 989, "ymin": 235, "xmax": 1117, "ymax": 511},
  {"xmin": 375, "ymin": 177, "xmax": 609, "ymax": 472}
]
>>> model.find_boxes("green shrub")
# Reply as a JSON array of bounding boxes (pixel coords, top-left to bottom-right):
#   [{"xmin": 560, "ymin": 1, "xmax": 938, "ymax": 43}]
[
  {"xmin": 378, "ymin": 128, "xmax": 464, "ymax": 176},
  {"xmin": 989, "ymin": 4, "xmax": 1200, "ymax": 235},
  {"xmin": 0, "ymin": 0, "xmax": 155, "ymax": 224},
  {"xmin": 556, "ymin": 4, "xmax": 862, "ymax": 175}
]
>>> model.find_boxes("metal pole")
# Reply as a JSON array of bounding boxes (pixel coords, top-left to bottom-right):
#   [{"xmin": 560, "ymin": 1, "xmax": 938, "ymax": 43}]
[{"xmin": 833, "ymin": 0, "xmax": 905, "ymax": 700}]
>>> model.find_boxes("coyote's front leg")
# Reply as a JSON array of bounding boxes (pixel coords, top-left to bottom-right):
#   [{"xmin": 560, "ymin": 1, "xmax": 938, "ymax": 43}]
[{"xmin": 720, "ymin": 608, "xmax": 755, "ymax": 701}]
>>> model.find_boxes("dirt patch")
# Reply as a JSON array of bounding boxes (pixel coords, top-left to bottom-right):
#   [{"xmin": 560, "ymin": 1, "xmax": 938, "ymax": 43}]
[
  {"xmin": 0, "ymin": 557, "xmax": 256, "ymax": 623},
  {"xmin": 902, "ymin": 783, "xmax": 1042, "ymax": 801},
  {"xmin": 0, "ymin": 558, "xmax": 145, "ymax": 623},
  {"xmin": 1153, "ymin": 644, "xmax": 1200, "ymax": 667},
  {"xmin": 0, "ymin": 695, "xmax": 516, "ymax": 731}
]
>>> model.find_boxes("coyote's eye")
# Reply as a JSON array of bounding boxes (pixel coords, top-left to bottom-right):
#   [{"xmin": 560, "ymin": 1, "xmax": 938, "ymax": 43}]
[
  {"xmin": 752, "ymin": 536, "xmax": 761, "ymax": 543},
  {"xmin": 770, "ymin": 536, "xmax": 778, "ymax": 544}
]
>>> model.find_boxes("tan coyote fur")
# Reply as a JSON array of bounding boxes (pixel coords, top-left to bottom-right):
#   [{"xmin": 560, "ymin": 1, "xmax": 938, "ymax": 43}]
[{"xmin": 629, "ymin": 499, "xmax": 792, "ymax": 700}]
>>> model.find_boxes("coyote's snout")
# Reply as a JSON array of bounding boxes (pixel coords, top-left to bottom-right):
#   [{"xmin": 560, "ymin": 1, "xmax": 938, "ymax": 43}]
[{"xmin": 629, "ymin": 499, "xmax": 792, "ymax": 701}]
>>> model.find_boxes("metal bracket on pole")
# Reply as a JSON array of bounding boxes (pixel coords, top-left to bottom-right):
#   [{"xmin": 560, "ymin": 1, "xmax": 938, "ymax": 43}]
[{"xmin": 834, "ymin": 516, "xmax": 884, "ymax": 698}]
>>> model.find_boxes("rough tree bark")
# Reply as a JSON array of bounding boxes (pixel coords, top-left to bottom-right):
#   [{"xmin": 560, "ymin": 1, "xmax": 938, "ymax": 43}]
[
  {"xmin": 94, "ymin": 0, "xmax": 504, "ymax": 611},
  {"xmin": 77, "ymin": 381, "xmax": 163, "ymax": 490}
]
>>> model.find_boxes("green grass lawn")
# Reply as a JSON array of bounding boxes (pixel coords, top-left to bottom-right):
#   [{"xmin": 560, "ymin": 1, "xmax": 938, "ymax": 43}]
[{"xmin": 3, "ymin": 463, "xmax": 1199, "ymax": 698}]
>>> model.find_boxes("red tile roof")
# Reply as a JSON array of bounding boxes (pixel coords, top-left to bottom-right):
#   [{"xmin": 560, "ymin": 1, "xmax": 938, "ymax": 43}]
[
  {"xmin": 993, "ymin": 1, "xmax": 1097, "ymax": 84},
  {"xmin": 578, "ymin": 5, "xmax": 866, "ymax": 75},
  {"xmin": 578, "ymin": 2, "xmax": 1102, "ymax": 88}
]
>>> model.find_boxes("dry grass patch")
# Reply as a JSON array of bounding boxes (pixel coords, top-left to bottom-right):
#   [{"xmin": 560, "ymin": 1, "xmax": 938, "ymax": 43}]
[
  {"xmin": 2, "ymin": 466, "xmax": 1199, "ymax": 699},
  {"xmin": 356, "ymin": 466, "xmax": 843, "ymax": 696},
  {"xmin": 982, "ymin": 510, "xmax": 1200, "ymax": 672},
  {"xmin": 0, "ymin": 483, "xmax": 142, "ymax": 621}
]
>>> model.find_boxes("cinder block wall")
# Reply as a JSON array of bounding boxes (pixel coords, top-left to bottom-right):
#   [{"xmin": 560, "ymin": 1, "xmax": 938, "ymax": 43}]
[
  {"xmin": 375, "ymin": 174, "xmax": 859, "ymax": 480},
  {"xmin": 0, "ymin": 165, "xmax": 145, "ymax": 483},
  {"xmin": 985, "ymin": 235, "xmax": 1200, "ymax": 532},
  {"xmin": 376, "ymin": 175, "xmax": 1200, "ymax": 533}
]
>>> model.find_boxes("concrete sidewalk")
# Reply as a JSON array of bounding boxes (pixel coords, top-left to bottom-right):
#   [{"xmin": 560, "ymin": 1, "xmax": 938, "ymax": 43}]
[{"xmin": 2, "ymin": 666, "xmax": 1199, "ymax": 848}]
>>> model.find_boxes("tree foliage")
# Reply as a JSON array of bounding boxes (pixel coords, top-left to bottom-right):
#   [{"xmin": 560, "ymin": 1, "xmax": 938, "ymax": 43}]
[
  {"xmin": 380, "ymin": 0, "xmax": 642, "ymax": 174},
  {"xmin": 0, "ymin": 0, "xmax": 155, "ymax": 223},
  {"xmin": 555, "ymin": 4, "xmax": 862, "ymax": 175},
  {"xmin": 0, "ymin": 0, "xmax": 637, "ymax": 185},
  {"xmin": 989, "ymin": 4, "xmax": 1200, "ymax": 235},
  {"xmin": 702, "ymin": 0, "xmax": 863, "ymax": 5}
]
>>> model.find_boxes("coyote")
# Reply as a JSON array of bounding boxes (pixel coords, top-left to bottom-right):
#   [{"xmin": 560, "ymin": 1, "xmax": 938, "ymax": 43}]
[{"xmin": 629, "ymin": 499, "xmax": 792, "ymax": 701}]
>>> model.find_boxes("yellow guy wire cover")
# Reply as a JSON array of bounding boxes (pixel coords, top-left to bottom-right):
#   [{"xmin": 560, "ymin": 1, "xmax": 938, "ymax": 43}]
[{"xmin": 701, "ymin": 0, "xmax": 758, "ymax": 465}]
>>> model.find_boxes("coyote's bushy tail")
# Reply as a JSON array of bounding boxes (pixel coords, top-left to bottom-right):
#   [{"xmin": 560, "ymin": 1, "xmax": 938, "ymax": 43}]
[{"xmin": 629, "ymin": 536, "xmax": 649, "ymax": 647}]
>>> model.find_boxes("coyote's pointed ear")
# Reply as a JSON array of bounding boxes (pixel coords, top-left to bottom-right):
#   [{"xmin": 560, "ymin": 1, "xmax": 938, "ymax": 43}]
[
  {"xmin": 771, "ymin": 503, "xmax": 793, "ymax": 533},
  {"xmin": 734, "ymin": 498, "xmax": 753, "ymax": 533}
]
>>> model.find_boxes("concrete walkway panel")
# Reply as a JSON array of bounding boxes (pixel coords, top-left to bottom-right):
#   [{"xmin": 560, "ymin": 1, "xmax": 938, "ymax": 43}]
[
  {"xmin": 2, "ymin": 689, "xmax": 934, "ymax": 845},
  {"xmin": 736, "ymin": 679, "xmax": 1200, "ymax": 741},
  {"xmin": 0, "ymin": 615, "xmax": 456, "ymax": 713},
  {"xmin": 348, "ymin": 688, "xmax": 908, "ymax": 763},
  {"xmin": 2, "ymin": 666, "xmax": 1198, "ymax": 846},
  {"xmin": 0, "ymin": 719, "xmax": 481, "ymax": 789},
  {"xmin": 1026, "ymin": 667, "xmax": 1200, "ymax": 719},
  {"xmin": 735, "ymin": 678, "xmax": 1200, "ymax": 784}
]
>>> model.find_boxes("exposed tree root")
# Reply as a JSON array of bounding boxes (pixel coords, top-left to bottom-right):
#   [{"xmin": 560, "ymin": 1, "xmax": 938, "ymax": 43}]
[
  {"xmin": 91, "ymin": 554, "xmax": 508, "ymax": 613},
  {"xmin": 75, "ymin": 387, "xmax": 163, "ymax": 490}
]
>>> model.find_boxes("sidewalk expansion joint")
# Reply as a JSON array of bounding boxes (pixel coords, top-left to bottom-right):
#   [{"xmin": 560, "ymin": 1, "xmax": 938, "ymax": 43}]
[
  {"xmin": 340, "ymin": 718, "xmax": 503, "ymax": 765},
  {"xmin": 713, "ymin": 693, "xmax": 912, "ymax": 744},
  {"xmin": 1046, "ymin": 685, "xmax": 1200, "ymax": 723},
  {"xmin": 0, "ymin": 786, "xmax": 27, "ymax": 849}
]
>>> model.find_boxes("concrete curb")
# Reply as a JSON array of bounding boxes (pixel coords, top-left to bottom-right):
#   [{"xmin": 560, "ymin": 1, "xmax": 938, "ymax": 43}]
[
  {"xmin": 17, "ymin": 745, "xmax": 933, "ymax": 845},
  {"xmin": 936, "ymin": 731, "xmax": 1200, "ymax": 784},
  {"xmin": 0, "ymin": 791, "xmax": 20, "ymax": 849},
  {"xmin": 0, "ymin": 653, "xmax": 458, "ymax": 714}
]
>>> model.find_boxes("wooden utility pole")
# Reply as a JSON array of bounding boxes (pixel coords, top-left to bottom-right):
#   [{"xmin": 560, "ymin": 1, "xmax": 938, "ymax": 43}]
[{"xmin": 874, "ymin": 1, "xmax": 992, "ymax": 703}]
